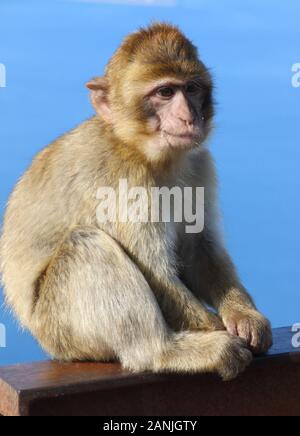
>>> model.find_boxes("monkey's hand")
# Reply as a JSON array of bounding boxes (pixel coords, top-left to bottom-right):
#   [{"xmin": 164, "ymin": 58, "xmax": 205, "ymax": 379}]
[{"xmin": 222, "ymin": 309, "xmax": 273, "ymax": 355}]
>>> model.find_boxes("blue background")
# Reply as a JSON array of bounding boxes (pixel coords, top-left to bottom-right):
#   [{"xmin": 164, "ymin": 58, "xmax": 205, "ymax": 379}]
[{"xmin": 0, "ymin": 0, "xmax": 299, "ymax": 365}]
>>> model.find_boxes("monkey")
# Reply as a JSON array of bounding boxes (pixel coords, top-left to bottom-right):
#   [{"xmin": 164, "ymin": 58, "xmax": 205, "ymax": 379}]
[{"xmin": 0, "ymin": 23, "xmax": 272, "ymax": 381}]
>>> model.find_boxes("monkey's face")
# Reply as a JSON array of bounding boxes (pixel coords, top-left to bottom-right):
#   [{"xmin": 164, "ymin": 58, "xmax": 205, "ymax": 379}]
[
  {"xmin": 143, "ymin": 77, "xmax": 211, "ymax": 151},
  {"xmin": 87, "ymin": 23, "xmax": 214, "ymax": 162},
  {"xmin": 105, "ymin": 70, "xmax": 214, "ymax": 162}
]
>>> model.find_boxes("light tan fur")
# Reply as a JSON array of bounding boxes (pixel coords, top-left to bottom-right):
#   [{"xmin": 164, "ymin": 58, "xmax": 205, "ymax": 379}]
[{"xmin": 0, "ymin": 23, "xmax": 272, "ymax": 381}]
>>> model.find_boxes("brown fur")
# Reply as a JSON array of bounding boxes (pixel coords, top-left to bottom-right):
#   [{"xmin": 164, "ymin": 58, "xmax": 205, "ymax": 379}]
[{"xmin": 0, "ymin": 24, "xmax": 272, "ymax": 381}]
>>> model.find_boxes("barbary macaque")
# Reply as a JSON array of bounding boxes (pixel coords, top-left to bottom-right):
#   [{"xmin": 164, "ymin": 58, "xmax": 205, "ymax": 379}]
[{"xmin": 0, "ymin": 23, "xmax": 272, "ymax": 380}]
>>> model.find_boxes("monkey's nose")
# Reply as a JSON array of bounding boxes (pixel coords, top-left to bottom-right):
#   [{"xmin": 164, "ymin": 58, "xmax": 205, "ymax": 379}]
[
  {"xmin": 178, "ymin": 117, "xmax": 194, "ymax": 128},
  {"xmin": 181, "ymin": 119, "xmax": 194, "ymax": 131}
]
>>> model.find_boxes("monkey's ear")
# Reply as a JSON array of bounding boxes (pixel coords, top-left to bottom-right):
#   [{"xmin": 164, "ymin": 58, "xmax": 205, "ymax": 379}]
[{"xmin": 86, "ymin": 77, "xmax": 112, "ymax": 124}]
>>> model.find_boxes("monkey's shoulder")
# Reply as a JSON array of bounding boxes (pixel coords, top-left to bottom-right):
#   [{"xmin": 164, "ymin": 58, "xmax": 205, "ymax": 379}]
[{"xmin": 19, "ymin": 117, "xmax": 106, "ymax": 186}]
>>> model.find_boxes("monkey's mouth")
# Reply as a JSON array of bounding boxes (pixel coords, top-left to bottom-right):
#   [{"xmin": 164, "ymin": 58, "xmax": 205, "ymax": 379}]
[
  {"xmin": 162, "ymin": 130, "xmax": 202, "ymax": 148},
  {"xmin": 162, "ymin": 131, "xmax": 200, "ymax": 140}
]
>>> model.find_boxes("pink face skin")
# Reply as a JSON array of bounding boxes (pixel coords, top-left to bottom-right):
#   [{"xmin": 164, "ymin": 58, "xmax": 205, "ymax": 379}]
[{"xmin": 146, "ymin": 78, "xmax": 207, "ymax": 150}]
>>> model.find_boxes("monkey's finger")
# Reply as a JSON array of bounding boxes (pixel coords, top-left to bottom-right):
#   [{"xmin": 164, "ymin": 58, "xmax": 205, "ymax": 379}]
[
  {"xmin": 250, "ymin": 329, "xmax": 260, "ymax": 353},
  {"xmin": 237, "ymin": 320, "xmax": 252, "ymax": 345},
  {"xmin": 251, "ymin": 327, "xmax": 273, "ymax": 355},
  {"xmin": 225, "ymin": 320, "xmax": 238, "ymax": 337},
  {"xmin": 262, "ymin": 322, "xmax": 273, "ymax": 351}
]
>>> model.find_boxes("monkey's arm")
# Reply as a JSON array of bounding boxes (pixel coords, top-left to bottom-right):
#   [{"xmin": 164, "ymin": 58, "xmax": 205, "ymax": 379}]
[
  {"xmin": 149, "ymin": 273, "xmax": 225, "ymax": 333},
  {"xmin": 181, "ymin": 233, "xmax": 273, "ymax": 354}
]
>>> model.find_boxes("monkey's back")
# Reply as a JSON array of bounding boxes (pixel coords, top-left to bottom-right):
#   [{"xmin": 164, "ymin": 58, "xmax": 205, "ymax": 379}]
[{"xmin": 0, "ymin": 117, "xmax": 107, "ymax": 325}]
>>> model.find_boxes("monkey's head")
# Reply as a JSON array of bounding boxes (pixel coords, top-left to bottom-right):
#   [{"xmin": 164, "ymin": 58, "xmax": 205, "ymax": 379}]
[{"xmin": 87, "ymin": 23, "xmax": 214, "ymax": 162}]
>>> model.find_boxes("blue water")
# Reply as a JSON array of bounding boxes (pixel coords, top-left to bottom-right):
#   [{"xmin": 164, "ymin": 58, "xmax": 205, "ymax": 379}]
[{"xmin": 0, "ymin": 0, "xmax": 299, "ymax": 365}]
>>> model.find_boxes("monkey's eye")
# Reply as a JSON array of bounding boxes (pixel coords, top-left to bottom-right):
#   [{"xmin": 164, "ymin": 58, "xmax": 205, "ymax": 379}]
[
  {"xmin": 185, "ymin": 83, "xmax": 200, "ymax": 95},
  {"xmin": 157, "ymin": 87, "xmax": 176, "ymax": 99}
]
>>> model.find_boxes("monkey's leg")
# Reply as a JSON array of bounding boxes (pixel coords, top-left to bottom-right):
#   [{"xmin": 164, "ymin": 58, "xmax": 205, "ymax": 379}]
[
  {"xmin": 181, "ymin": 234, "xmax": 273, "ymax": 354},
  {"xmin": 32, "ymin": 227, "xmax": 251, "ymax": 379},
  {"xmin": 32, "ymin": 227, "xmax": 170, "ymax": 369}
]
